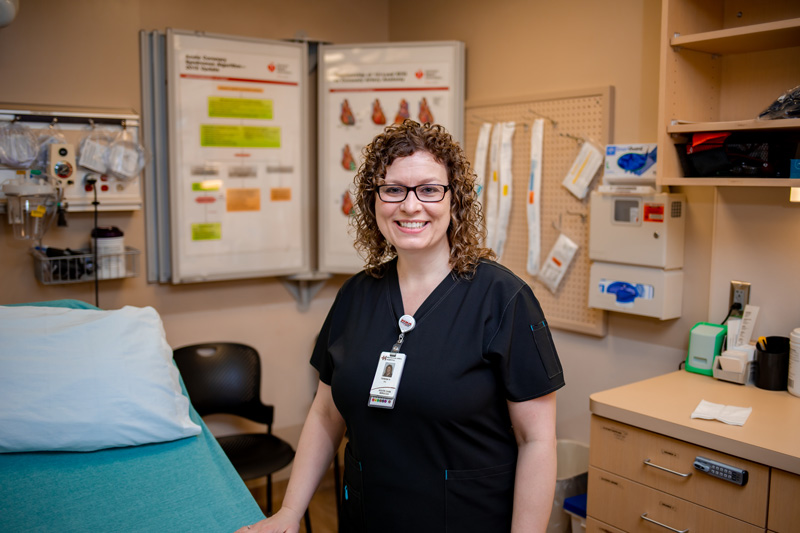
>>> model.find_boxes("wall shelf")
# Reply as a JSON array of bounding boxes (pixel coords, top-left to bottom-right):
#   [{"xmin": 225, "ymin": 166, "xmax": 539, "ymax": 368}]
[
  {"xmin": 667, "ymin": 118, "xmax": 800, "ymax": 134},
  {"xmin": 671, "ymin": 17, "xmax": 800, "ymax": 55},
  {"xmin": 31, "ymin": 247, "xmax": 141, "ymax": 285},
  {"xmin": 659, "ymin": 177, "xmax": 794, "ymax": 187}
]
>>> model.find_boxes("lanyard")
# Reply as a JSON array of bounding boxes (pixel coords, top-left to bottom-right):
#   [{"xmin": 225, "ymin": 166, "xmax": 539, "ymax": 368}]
[{"xmin": 391, "ymin": 314, "xmax": 416, "ymax": 352}]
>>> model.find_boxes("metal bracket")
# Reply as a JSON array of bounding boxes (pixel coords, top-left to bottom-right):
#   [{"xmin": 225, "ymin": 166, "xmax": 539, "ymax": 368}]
[{"xmin": 280, "ymin": 272, "xmax": 332, "ymax": 312}]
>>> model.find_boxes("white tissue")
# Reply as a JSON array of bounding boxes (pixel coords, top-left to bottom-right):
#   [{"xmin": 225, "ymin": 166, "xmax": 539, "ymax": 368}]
[{"xmin": 691, "ymin": 399, "xmax": 752, "ymax": 426}]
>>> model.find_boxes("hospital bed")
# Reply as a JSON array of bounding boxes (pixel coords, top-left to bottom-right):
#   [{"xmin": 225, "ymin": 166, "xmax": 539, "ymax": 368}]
[{"xmin": 0, "ymin": 300, "xmax": 266, "ymax": 532}]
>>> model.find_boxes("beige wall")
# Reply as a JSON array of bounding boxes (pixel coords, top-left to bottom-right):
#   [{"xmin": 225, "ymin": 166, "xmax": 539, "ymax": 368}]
[
  {"xmin": 0, "ymin": 0, "xmax": 389, "ymax": 446},
  {"xmin": 2, "ymin": 0, "xmax": 798, "ymax": 457}
]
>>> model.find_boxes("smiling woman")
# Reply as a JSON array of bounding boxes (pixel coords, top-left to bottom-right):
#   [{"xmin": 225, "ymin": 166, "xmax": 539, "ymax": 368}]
[{"xmin": 238, "ymin": 120, "xmax": 564, "ymax": 533}]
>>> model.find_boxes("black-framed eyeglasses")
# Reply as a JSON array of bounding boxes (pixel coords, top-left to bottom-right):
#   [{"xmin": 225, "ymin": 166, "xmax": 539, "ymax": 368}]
[{"xmin": 377, "ymin": 184, "xmax": 450, "ymax": 203}]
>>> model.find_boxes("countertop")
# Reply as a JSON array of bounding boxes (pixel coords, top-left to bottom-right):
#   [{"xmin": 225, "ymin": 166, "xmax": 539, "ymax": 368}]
[{"xmin": 589, "ymin": 370, "xmax": 800, "ymax": 475}]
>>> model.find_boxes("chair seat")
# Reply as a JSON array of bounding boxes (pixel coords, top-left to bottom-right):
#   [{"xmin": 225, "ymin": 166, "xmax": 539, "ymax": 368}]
[{"xmin": 217, "ymin": 434, "xmax": 296, "ymax": 481}]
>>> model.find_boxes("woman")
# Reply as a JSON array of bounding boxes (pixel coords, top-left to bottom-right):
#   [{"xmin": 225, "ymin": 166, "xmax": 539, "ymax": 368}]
[{"xmin": 239, "ymin": 120, "xmax": 564, "ymax": 533}]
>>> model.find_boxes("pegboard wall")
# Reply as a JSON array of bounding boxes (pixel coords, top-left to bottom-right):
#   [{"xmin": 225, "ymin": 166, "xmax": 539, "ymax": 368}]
[{"xmin": 464, "ymin": 87, "xmax": 614, "ymax": 337}]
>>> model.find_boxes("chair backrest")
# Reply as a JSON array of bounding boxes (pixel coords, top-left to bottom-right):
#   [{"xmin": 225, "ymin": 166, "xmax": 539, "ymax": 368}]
[{"xmin": 172, "ymin": 342, "xmax": 274, "ymax": 426}]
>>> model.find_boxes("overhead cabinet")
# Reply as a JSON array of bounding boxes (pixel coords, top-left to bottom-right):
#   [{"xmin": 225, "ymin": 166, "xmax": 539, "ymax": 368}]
[{"xmin": 656, "ymin": 1, "xmax": 800, "ymax": 187}]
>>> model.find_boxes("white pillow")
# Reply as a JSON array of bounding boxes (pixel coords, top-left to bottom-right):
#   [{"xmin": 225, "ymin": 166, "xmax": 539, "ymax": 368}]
[{"xmin": 0, "ymin": 305, "xmax": 201, "ymax": 452}]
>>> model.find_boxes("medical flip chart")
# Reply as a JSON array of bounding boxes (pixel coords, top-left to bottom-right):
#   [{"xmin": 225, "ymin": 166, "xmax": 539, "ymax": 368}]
[
  {"xmin": 465, "ymin": 87, "xmax": 613, "ymax": 337},
  {"xmin": 165, "ymin": 30, "xmax": 309, "ymax": 283},
  {"xmin": 318, "ymin": 41, "xmax": 465, "ymax": 273}
]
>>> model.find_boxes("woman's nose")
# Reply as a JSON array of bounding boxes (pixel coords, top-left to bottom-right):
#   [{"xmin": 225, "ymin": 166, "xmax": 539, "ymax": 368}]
[{"xmin": 400, "ymin": 191, "xmax": 422, "ymax": 211}]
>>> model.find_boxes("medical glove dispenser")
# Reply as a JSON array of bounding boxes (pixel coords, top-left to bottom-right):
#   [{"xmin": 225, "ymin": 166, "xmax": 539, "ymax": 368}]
[
  {"xmin": 588, "ymin": 261, "xmax": 683, "ymax": 320},
  {"xmin": 686, "ymin": 322, "xmax": 726, "ymax": 376}
]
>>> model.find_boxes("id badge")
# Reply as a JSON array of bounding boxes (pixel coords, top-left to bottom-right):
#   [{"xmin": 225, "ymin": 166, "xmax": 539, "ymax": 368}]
[{"xmin": 367, "ymin": 351, "xmax": 406, "ymax": 409}]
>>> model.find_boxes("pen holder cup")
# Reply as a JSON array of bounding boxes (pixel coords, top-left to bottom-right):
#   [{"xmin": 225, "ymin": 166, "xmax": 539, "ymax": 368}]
[{"xmin": 755, "ymin": 336, "xmax": 790, "ymax": 391}]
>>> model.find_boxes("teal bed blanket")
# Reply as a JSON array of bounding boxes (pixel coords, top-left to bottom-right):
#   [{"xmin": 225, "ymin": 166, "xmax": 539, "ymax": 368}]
[{"xmin": 0, "ymin": 300, "xmax": 266, "ymax": 532}]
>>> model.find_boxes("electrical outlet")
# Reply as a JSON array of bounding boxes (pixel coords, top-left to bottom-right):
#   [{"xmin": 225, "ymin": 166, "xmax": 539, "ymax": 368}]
[{"xmin": 729, "ymin": 281, "xmax": 751, "ymax": 315}]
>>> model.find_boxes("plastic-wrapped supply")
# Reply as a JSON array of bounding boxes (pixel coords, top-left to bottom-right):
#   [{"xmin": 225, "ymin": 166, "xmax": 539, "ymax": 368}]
[
  {"xmin": 0, "ymin": 121, "xmax": 38, "ymax": 168},
  {"xmin": 34, "ymin": 126, "xmax": 68, "ymax": 172},
  {"xmin": 758, "ymin": 85, "xmax": 800, "ymax": 120},
  {"xmin": 77, "ymin": 128, "xmax": 114, "ymax": 174},
  {"xmin": 103, "ymin": 128, "xmax": 147, "ymax": 181}
]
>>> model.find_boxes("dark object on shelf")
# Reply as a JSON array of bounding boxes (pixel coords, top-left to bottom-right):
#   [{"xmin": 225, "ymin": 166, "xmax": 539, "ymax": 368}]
[
  {"xmin": 40, "ymin": 246, "xmax": 93, "ymax": 281},
  {"xmin": 31, "ymin": 247, "xmax": 140, "ymax": 285},
  {"xmin": 758, "ymin": 85, "xmax": 800, "ymax": 120},
  {"xmin": 675, "ymin": 131, "xmax": 800, "ymax": 178}
]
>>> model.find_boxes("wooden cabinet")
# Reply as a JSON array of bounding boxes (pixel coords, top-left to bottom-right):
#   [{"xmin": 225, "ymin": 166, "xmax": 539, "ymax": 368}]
[
  {"xmin": 656, "ymin": 0, "xmax": 800, "ymax": 187},
  {"xmin": 768, "ymin": 468, "xmax": 800, "ymax": 533},
  {"xmin": 589, "ymin": 372, "xmax": 800, "ymax": 533},
  {"xmin": 588, "ymin": 415, "xmax": 769, "ymax": 532}
]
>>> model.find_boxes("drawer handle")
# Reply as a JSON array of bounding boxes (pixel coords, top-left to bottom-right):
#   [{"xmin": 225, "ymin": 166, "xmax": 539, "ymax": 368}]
[
  {"xmin": 641, "ymin": 512, "xmax": 689, "ymax": 533},
  {"xmin": 643, "ymin": 459, "xmax": 692, "ymax": 478}
]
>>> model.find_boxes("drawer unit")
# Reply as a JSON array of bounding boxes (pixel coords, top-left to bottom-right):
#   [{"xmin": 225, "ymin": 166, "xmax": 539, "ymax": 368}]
[
  {"xmin": 589, "ymin": 415, "xmax": 769, "ymax": 527},
  {"xmin": 586, "ymin": 517, "xmax": 625, "ymax": 533},
  {"xmin": 589, "ymin": 467, "xmax": 764, "ymax": 533},
  {"xmin": 768, "ymin": 468, "xmax": 800, "ymax": 533}
]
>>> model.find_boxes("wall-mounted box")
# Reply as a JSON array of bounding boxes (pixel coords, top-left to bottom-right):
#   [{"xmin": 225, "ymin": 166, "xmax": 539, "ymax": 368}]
[
  {"xmin": 589, "ymin": 191, "xmax": 685, "ymax": 269},
  {"xmin": 604, "ymin": 143, "xmax": 657, "ymax": 180},
  {"xmin": 588, "ymin": 261, "xmax": 683, "ymax": 320}
]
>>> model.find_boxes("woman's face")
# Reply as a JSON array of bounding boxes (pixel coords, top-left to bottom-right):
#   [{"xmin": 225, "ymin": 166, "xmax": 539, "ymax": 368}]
[{"xmin": 375, "ymin": 151, "xmax": 451, "ymax": 258}]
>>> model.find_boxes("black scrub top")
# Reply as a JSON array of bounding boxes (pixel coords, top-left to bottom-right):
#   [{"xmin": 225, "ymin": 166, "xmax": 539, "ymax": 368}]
[{"xmin": 311, "ymin": 259, "xmax": 564, "ymax": 533}]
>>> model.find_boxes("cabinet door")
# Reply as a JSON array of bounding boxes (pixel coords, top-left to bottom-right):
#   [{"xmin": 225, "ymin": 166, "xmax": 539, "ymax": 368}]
[
  {"xmin": 768, "ymin": 468, "xmax": 800, "ymax": 533},
  {"xmin": 588, "ymin": 467, "xmax": 764, "ymax": 533},
  {"xmin": 590, "ymin": 416, "xmax": 769, "ymax": 526}
]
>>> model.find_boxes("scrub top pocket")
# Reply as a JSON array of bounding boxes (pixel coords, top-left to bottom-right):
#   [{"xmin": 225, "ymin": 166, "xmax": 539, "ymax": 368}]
[
  {"xmin": 444, "ymin": 462, "xmax": 515, "ymax": 532},
  {"xmin": 531, "ymin": 321, "xmax": 562, "ymax": 379},
  {"xmin": 341, "ymin": 443, "xmax": 366, "ymax": 533}
]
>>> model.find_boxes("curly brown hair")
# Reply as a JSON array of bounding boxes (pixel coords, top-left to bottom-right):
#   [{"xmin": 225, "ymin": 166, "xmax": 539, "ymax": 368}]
[{"xmin": 351, "ymin": 120, "xmax": 494, "ymax": 278}]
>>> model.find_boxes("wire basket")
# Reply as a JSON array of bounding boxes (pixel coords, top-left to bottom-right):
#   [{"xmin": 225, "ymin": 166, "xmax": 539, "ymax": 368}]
[{"xmin": 31, "ymin": 247, "xmax": 140, "ymax": 285}]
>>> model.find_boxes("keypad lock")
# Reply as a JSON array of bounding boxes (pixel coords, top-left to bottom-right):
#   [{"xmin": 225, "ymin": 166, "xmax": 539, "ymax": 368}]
[{"xmin": 693, "ymin": 456, "xmax": 748, "ymax": 485}]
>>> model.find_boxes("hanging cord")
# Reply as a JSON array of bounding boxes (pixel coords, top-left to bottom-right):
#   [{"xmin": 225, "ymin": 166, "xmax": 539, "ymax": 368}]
[
  {"xmin": 85, "ymin": 175, "xmax": 100, "ymax": 308},
  {"xmin": 719, "ymin": 302, "xmax": 742, "ymax": 325}
]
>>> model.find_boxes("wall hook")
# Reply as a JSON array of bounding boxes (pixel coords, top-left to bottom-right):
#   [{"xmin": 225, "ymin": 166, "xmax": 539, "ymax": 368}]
[
  {"xmin": 558, "ymin": 132, "xmax": 584, "ymax": 144},
  {"xmin": 566, "ymin": 210, "xmax": 587, "ymax": 223},
  {"xmin": 526, "ymin": 109, "xmax": 557, "ymax": 127}
]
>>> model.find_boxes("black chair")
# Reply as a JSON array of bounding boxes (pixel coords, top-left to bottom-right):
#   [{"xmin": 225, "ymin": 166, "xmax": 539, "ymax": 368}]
[{"xmin": 173, "ymin": 342, "xmax": 312, "ymax": 531}]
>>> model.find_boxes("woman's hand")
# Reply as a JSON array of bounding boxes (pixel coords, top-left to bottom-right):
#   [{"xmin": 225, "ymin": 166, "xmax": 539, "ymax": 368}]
[{"xmin": 233, "ymin": 508, "xmax": 302, "ymax": 533}]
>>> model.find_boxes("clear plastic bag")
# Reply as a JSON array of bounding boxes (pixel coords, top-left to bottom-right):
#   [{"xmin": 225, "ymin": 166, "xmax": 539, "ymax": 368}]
[
  {"xmin": 77, "ymin": 127, "xmax": 114, "ymax": 174},
  {"xmin": 758, "ymin": 85, "xmax": 800, "ymax": 120},
  {"xmin": 34, "ymin": 125, "xmax": 68, "ymax": 172},
  {"xmin": 0, "ymin": 121, "xmax": 39, "ymax": 168},
  {"xmin": 103, "ymin": 128, "xmax": 147, "ymax": 181}
]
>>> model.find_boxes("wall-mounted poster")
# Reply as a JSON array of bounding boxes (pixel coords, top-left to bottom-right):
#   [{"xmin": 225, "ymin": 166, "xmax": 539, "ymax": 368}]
[
  {"xmin": 318, "ymin": 41, "xmax": 465, "ymax": 274},
  {"xmin": 166, "ymin": 30, "xmax": 309, "ymax": 283}
]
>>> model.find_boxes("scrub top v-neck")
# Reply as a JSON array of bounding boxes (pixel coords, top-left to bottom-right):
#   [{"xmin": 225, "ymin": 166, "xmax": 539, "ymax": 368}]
[{"xmin": 311, "ymin": 259, "xmax": 564, "ymax": 533}]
